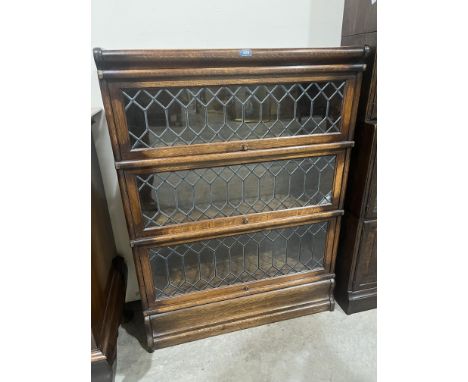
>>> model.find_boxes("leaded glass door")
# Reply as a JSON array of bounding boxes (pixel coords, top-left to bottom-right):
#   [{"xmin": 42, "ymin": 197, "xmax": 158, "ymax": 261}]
[{"xmin": 121, "ymin": 150, "xmax": 347, "ymax": 239}]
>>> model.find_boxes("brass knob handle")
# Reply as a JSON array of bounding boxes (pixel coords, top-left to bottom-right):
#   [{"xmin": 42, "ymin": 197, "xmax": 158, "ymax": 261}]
[{"xmin": 242, "ymin": 217, "xmax": 249, "ymax": 224}]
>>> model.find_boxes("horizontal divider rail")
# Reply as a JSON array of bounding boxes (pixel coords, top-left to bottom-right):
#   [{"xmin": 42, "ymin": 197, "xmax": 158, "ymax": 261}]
[
  {"xmin": 122, "ymin": 133, "xmax": 348, "ymax": 161},
  {"xmin": 98, "ymin": 65, "xmax": 367, "ymax": 80},
  {"xmin": 117, "ymin": 141, "xmax": 354, "ymax": 172},
  {"xmin": 131, "ymin": 209, "xmax": 343, "ymax": 247}
]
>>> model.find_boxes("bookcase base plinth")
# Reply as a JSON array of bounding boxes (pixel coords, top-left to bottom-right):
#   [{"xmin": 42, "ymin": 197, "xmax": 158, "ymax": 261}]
[{"xmin": 145, "ymin": 276, "xmax": 335, "ymax": 350}]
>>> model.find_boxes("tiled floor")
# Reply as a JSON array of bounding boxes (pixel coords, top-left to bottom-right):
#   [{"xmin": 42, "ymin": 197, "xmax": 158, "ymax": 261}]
[{"xmin": 115, "ymin": 304, "xmax": 376, "ymax": 382}]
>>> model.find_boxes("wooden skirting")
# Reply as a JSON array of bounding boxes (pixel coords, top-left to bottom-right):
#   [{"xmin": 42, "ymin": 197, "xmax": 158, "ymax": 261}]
[
  {"xmin": 335, "ymin": 287, "xmax": 377, "ymax": 315},
  {"xmin": 146, "ymin": 276, "xmax": 335, "ymax": 350}
]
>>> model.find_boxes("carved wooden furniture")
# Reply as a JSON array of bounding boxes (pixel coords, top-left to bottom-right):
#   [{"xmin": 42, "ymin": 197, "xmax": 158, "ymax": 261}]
[
  {"xmin": 334, "ymin": 0, "xmax": 377, "ymax": 314},
  {"xmin": 94, "ymin": 47, "xmax": 367, "ymax": 350},
  {"xmin": 92, "ymin": 109, "xmax": 128, "ymax": 381}
]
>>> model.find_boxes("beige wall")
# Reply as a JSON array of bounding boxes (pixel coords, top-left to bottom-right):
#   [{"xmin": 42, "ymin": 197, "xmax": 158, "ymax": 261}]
[{"xmin": 91, "ymin": 0, "xmax": 345, "ymax": 301}]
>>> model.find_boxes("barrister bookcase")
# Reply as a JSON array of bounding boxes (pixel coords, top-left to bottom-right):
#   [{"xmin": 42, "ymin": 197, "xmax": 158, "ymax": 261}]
[{"xmin": 94, "ymin": 47, "xmax": 368, "ymax": 350}]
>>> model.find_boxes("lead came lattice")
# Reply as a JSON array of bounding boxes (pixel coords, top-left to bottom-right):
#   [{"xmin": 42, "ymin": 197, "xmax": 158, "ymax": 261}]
[
  {"xmin": 123, "ymin": 81, "xmax": 345, "ymax": 149},
  {"xmin": 150, "ymin": 222, "xmax": 329, "ymax": 299},
  {"xmin": 136, "ymin": 156, "xmax": 336, "ymax": 228}
]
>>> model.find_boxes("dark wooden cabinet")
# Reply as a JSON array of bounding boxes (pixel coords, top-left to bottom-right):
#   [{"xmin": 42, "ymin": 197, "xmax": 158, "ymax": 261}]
[
  {"xmin": 336, "ymin": 213, "xmax": 377, "ymax": 313},
  {"xmin": 94, "ymin": 47, "xmax": 367, "ymax": 350},
  {"xmin": 334, "ymin": 0, "xmax": 377, "ymax": 314},
  {"xmin": 335, "ymin": 120, "xmax": 377, "ymax": 314},
  {"xmin": 92, "ymin": 110, "xmax": 127, "ymax": 381}
]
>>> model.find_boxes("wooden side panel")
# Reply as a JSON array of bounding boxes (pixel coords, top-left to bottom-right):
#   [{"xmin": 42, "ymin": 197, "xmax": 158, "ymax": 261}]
[
  {"xmin": 367, "ymin": 62, "xmax": 377, "ymax": 121},
  {"xmin": 91, "ymin": 121, "xmax": 128, "ymax": 372},
  {"xmin": 98, "ymin": 257, "xmax": 128, "ymax": 364},
  {"xmin": 91, "ymin": 123, "xmax": 117, "ymax": 346},
  {"xmin": 148, "ymin": 278, "xmax": 333, "ymax": 349},
  {"xmin": 334, "ymin": 213, "xmax": 359, "ymax": 293},
  {"xmin": 353, "ymin": 220, "xmax": 377, "ymax": 290},
  {"xmin": 365, "ymin": 155, "xmax": 377, "ymax": 219},
  {"xmin": 345, "ymin": 122, "xmax": 377, "ymax": 218}
]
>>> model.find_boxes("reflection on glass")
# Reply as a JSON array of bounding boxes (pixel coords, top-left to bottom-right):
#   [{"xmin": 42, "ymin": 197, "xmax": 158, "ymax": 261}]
[
  {"xmin": 137, "ymin": 156, "xmax": 336, "ymax": 228},
  {"xmin": 150, "ymin": 222, "xmax": 329, "ymax": 299},
  {"xmin": 123, "ymin": 82, "xmax": 345, "ymax": 149}
]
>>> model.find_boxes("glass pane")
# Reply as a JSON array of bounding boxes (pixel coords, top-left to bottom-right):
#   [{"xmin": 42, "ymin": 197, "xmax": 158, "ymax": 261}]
[
  {"xmin": 150, "ymin": 222, "xmax": 329, "ymax": 299},
  {"xmin": 137, "ymin": 156, "xmax": 336, "ymax": 228},
  {"xmin": 123, "ymin": 81, "xmax": 345, "ymax": 149}
]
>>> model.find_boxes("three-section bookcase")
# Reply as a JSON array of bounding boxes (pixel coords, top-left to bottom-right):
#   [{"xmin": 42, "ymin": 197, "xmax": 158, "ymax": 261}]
[{"xmin": 94, "ymin": 47, "xmax": 367, "ymax": 350}]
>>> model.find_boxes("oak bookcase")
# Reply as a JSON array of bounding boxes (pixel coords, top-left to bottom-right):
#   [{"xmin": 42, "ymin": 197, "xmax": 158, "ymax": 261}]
[{"xmin": 94, "ymin": 47, "xmax": 367, "ymax": 350}]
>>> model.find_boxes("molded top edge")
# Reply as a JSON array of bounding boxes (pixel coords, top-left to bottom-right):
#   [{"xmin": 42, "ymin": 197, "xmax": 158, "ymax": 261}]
[{"xmin": 93, "ymin": 46, "xmax": 371, "ymax": 70}]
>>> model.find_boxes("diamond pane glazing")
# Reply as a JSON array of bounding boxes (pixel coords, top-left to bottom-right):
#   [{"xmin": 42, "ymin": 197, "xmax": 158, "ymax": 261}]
[
  {"xmin": 150, "ymin": 222, "xmax": 329, "ymax": 299},
  {"xmin": 123, "ymin": 81, "xmax": 345, "ymax": 149},
  {"xmin": 137, "ymin": 156, "xmax": 336, "ymax": 228}
]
